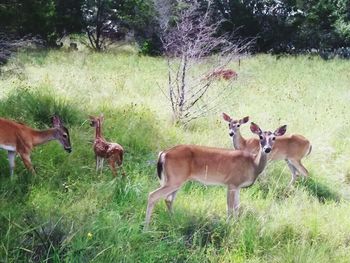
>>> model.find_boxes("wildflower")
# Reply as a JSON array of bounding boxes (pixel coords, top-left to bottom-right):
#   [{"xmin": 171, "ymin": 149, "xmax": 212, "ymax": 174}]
[{"xmin": 87, "ymin": 232, "xmax": 93, "ymax": 239}]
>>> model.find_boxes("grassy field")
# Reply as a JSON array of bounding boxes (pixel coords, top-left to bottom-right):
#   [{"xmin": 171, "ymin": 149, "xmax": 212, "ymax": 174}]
[{"xmin": 0, "ymin": 48, "xmax": 350, "ymax": 262}]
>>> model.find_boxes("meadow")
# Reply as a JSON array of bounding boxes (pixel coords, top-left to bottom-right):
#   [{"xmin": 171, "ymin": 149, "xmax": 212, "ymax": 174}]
[{"xmin": 0, "ymin": 47, "xmax": 350, "ymax": 262}]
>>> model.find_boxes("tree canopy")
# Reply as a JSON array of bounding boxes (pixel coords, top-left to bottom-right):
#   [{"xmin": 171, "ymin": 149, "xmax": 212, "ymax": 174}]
[{"xmin": 0, "ymin": 0, "xmax": 349, "ymax": 54}]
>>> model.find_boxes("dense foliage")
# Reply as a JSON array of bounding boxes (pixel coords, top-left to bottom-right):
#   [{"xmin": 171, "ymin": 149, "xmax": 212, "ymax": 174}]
[{"xmin": 0, "ymin": 0, "xmax": 349, "ymax": 53}]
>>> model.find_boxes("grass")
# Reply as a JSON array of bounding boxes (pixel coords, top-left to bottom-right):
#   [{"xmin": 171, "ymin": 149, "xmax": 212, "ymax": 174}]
[{"xmin": 0, "ymin": 48, "xmax": 350, "ymax": 262}]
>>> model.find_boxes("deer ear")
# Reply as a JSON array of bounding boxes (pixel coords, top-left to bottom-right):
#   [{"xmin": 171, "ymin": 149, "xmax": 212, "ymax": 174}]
[
  {"xmin": 222, "ymin": 112, "xmax": 232, "ymax": 122},
  {"xmin": 240, "ymin": 116, "xmax": 249, "ymax": 124},
  {"xmin": 52, "ymin": 115, "xmax": 62, "ymax": 127},
  {"xmin": 250, "ymin": 122, "xmax": 262, "ymax": 135},
  {"xmin": 274, "ymin": 125, "xmax": 287, "ymax": 136},
  {"xmin": 88, "ymin": 115, "xmax": 95, "ymax": 120}
]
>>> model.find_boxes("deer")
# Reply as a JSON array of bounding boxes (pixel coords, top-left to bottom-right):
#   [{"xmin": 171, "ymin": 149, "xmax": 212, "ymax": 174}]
[
  {"xmin": 206, "ymin": 69, "xmax": 238, "ymax": 81},
  {"xmin": 144, "ymin": 122, "xmax": 287, "ymax": 230},
  {"xmin": 89, "ymin": 114, "xmax": 124, "ymax": 177},
  {"xmin": 222, "ymin": 113, "xmax": 312, "ymax": 187},
  {"xmin": 0, "ymin": 116, "xmax": 72, "ymax": 176}
]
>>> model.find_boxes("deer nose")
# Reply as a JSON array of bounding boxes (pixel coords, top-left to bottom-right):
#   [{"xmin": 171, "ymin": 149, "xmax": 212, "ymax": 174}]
[
  {"xmin": 229, "ymin": 131, "xmax": 234, "ymax": 137},
  {"xmin": 65, "ymin": 147, "xmax": 72, "ymax": 153},
  {"xmin": 264, "ymin": 148, "xmax": 271, "ymax": 153}
]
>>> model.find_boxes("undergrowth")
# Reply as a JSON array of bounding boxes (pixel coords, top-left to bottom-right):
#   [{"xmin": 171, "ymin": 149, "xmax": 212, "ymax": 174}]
[{"xmin": 0, "ymin": 50, "xmax": 349, "ymax": 262}]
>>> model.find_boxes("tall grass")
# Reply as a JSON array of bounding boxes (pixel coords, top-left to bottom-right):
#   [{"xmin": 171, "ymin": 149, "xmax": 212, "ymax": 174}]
[{"xmin": 0, "ymin": 49, "xmax": 349, "ymax": 262}]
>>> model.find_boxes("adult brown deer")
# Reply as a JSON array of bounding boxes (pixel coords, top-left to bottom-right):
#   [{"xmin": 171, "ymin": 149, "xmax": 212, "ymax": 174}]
[
  {"xmin": 89, "ymin": 114, "xmax": 124, "ymax": 177},
  {"xmin": 0, "ymin": 116, "xmax": 72, "ymax": 176},
  {"xmin": 144, "ymin": 122, "xmax": 286, "ymax": 230},
  {"xmin": 222, "ymin": 113, "xmax": 312, "ymax": 186}
]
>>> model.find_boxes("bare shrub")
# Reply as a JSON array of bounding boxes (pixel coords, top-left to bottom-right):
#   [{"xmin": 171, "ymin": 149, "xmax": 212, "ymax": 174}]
[{"xmin": 155, "ymin": 0, "xmax": 253, "ymax": 124}]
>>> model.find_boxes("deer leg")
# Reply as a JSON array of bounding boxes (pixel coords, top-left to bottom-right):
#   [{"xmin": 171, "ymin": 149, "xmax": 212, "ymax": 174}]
[
  {"xmin": 108, "ymin": 158, "xmax": 117, "ymax": 177},
  {"xmin": 95, "ymin": 156, "xmax": 100, "ymax": 172},
  {"xmin": 100, "ymin": 158, "xmax": 104, "ymax": 171},
  {"xmin": 19, "ymin": 152, "xmax": 35, "ymax": 174},
  {"xmin": 290, "ymin": 159, "xmax": 309, "ymax": 178},
  {"xmin": 116, "ymin": 152, "xmax": 126, "ymax": 177},
  {"xmin": 286, "ymin": 159, "xmax": 298, "ymax": 186},
  {"xmin": 144, "ymin": 185, "xmax": 180, "ymax": 230},
  {"xmin": 233, "ymin": 189, "xmax": 240, "ymax": 217},
  {"xmin": 116, "ymin": 151, "xmax": 123, "ymax": 167},
  {"xmin": 227, "ymin": 186, "xmax": 235, "ymax": 218},
  {"xmin": 165, "ymin": 190, "xmax": 178, "ymax": 214},
  {"xmin": 7, "ymin": 151, "xmax": 16, "ymax": 177},
  {"xmin": 96, "ymin": 157, "xmax": 104, "ymax": 174},
  {"xmin": 227, "ymin": 186, "xmax": 240, "ymax": 218}
]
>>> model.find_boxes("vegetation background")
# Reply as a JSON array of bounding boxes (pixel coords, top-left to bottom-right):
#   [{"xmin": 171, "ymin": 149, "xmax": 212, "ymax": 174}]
[
  {"xmin": 1, "ymin": 0, "xmax": 350, "ymax": 262},
  {"xmin": 0, "ymin": 48, "xmax": 349, "ymax": 262},
  {"xmin": 1, "ymin": 0, "xmax": 350, "ymax": 55}
]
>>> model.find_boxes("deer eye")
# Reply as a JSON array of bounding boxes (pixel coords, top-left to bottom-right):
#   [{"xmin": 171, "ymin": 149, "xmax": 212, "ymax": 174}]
[
  {"xmin": 237, "ymin": 124, "xmax": 240, "ymax": 127},
  {"xmin": 259, "ymin": 135, "xmax": 263, "ymax": 140},
  {"xmin": 272, "ymin": 137, "xmax": 276, "ymax": 141},
  {"xmin": 63, "ymin": 134, "xmax": 68, "ymax": 138}
]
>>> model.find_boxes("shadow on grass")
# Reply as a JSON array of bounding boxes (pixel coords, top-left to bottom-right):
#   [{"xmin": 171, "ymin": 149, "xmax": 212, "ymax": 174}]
[
  {"xmin": 248, "ymin": 164, "xmax": 291, "ymax": 200},
  {"xmin": 248, "ymin": 164, "xmax": 340, "ymax": 203},
  {"xmin": 0, "ymin": 210, "xmax": 71, "ymax": 262},
  {"xmin": 158, "ymin": 208, "xmax": 263, "ymax": 256},
  {"xmin": 296, "ymin": 174, "xmax": 340, "ymax": 203},
  {"xmin": 179, "ymin": 216, "xmax": 230, "ymax": 249}
]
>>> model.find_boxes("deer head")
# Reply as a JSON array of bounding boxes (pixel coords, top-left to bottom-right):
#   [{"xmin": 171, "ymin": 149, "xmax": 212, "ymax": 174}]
[
  {"xmin": 222, "ymin": 113, "xmax": 249, "ymax": 137},
  {"xmin": 89, "ymin": 114, "xmax": 104, "ymax": 128},
  {"xmin": 250, "ymin": 122, "xmax": 287, "ymax": 153},
  {"xmin": 52, "ymin": 115, "xmax": 72, "ymax": 153}
]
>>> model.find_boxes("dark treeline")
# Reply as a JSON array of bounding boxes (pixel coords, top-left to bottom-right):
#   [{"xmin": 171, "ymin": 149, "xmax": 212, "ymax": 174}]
[{"xmin": 0, "ymin": 0, "xmax": 350, "ymax": 55}]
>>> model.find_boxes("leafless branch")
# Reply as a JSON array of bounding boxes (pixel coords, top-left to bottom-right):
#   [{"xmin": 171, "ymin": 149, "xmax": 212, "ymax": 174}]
[{"xmin": 156, "ymin": 0, "xmax": 253, "ymax": 124}]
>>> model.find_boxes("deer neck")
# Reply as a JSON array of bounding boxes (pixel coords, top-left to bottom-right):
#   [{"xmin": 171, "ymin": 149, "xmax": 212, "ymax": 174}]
[
  {"xmin": 233, "ymin": 129, "xmax": 246, "ymax": 150},
  {"xmin": 31, "ymin": 128, "xmax": 57, "ymax": 146},
  {"xmin": 95, "ymin": 121, "xmax": 103, "ymax": 139},
  {"xmin": 253, "ymin": 146, "xmax": 268, "ymax": 176}
]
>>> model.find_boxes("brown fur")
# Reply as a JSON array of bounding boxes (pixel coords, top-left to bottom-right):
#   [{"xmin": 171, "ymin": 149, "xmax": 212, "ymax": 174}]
[
  {"xmin": 0, "ymin": 116, "xmax": 71, "ymax": 176},
  {"xmin": 144, "ymin": 123, "xmax": 286, "ymax": 230},
  {"xmin": 89, "ymin": 114, "xmax": 124, "ymax": 177},
  {"xmin": 207, "ymin": 69, "xmax": 238, "ymax": 80},
  {"xmin": 223, "ymin": 113, "xmax": 312, "ymax": 186}
]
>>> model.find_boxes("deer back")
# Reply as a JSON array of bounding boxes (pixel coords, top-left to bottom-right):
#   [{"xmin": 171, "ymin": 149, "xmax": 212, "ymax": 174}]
[{"xmin": 161, "ymin": 144, "xmax": 256, "ymax": 188}]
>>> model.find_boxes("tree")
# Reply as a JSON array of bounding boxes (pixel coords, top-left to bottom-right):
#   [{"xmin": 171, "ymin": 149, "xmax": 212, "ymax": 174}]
[
  {"xmin": 334, "ymin": 0, "xmax": 350, "ymax": 42},
  {"xmin": 82, "ymin": 0, "xmax": 155, "ymax": 51},
  {"xmin": 156, "ymin": 0, "xmax": 252, "ymax": 124},
  {"xmin": 82, "ymin": 0, "xmax": 117, "ymax": 51},
  {"xmin": 0, "ymin": 0, "xmax": 84, "ymax": 45},
  {"xmin": 55, "ymin": 0, "xmax": 84, "ymax": 37}
]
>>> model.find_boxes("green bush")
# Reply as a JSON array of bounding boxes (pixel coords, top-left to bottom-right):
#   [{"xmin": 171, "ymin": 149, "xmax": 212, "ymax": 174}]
[{"xmin": 0, "ymin": 87, "xmax": 83, "ymax": 127}]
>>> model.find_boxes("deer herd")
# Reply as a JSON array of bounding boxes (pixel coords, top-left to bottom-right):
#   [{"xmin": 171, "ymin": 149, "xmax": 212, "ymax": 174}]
[{"xmin": 0, "ymin": 112, "xmax": 312, "ymax": 230}]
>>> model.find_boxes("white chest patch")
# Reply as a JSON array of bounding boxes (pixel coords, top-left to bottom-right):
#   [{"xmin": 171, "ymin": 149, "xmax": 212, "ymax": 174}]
[{"xmin": 0, "ymin": 144, "xmax": 16, "ymax": 151}]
